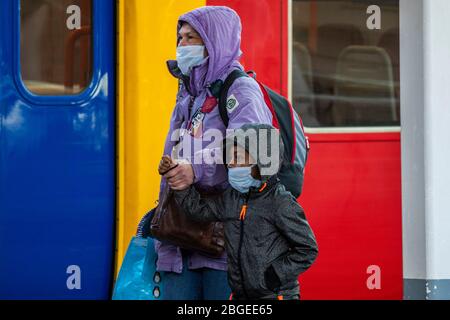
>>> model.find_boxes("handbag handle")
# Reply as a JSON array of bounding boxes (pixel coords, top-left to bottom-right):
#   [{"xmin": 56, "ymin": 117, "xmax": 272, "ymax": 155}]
[{"xmin": 160, "ymin": 163, "xmax": 179, "ymax": 176}]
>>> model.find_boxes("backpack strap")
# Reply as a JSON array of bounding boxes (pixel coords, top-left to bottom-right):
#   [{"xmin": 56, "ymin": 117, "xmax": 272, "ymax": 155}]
[{"xmin": 218, "ymin": 69, "xmax": 249, "ymax": 128}]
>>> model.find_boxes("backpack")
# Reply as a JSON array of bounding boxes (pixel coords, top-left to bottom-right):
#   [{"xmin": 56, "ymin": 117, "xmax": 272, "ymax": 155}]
[{"xmin": 216, "ymin": 70, "xmax": 310, "ymax": 198}]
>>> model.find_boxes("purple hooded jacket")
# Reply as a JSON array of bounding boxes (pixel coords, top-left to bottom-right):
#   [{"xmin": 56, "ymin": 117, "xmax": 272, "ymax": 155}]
[{"xmin": 156, "ymin": 6, "xmax": 272, "ymax": 273}]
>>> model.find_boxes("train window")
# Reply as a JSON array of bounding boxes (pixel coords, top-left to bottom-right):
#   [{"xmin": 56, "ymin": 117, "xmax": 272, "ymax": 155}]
[
  {"xmin": 20, "ymin": 0, "xmax": 92, "ymax": 95},
  {"xmin": 292, "ymin": 0, "xmax": 400, "ymax": 128}
]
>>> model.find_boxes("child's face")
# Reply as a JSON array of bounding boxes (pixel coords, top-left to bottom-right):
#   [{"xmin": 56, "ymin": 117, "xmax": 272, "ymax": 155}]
[
  {"xmin": 228, "ymin": 146, "xmax": 253, "ymax": 168},
  {"xmin": 228, "ymin": 146, "xmax": 261, "ymax": 180}
]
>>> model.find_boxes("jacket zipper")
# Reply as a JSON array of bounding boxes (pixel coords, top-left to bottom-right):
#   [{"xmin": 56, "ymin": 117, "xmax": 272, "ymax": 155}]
[{"xmin": 237, "ymin": 193, "xmax": 250, "ymax": 299}]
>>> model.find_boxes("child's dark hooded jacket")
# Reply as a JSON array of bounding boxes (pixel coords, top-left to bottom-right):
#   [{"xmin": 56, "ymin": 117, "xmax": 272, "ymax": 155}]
[{"xmin": 174, "ymin": 124, "xmax": 318, "ymax": 300}]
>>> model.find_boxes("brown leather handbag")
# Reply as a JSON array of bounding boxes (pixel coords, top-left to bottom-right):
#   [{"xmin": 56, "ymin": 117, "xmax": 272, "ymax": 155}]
[{"xmin": 150, "ymin": 185, "xmax": 225, "ymax": 257}]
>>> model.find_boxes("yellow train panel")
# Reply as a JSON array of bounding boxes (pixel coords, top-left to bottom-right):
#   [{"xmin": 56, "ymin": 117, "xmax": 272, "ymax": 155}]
[{"xmin": 116, "ymin": 0, "xmax": 206, "ymax": 277}]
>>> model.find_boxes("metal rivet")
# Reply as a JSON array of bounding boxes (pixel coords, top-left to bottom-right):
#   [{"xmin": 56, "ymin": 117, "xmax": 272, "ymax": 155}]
[
  {"xmin": 153, "ymin": 286, "xmax": 160, "ymax": 299},
  {"xmin": 153, "ymin": 272, "xmax": 161, "ymax": 284}
]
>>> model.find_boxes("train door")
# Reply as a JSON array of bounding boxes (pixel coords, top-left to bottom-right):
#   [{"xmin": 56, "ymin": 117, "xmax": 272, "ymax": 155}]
[
  {"xmin": 0, "ymin": 0, "xmax": 116, "ymax": 299},
  {"xmin": 291, "ymin": 0, "xmax": 403, "ymax": 299}
]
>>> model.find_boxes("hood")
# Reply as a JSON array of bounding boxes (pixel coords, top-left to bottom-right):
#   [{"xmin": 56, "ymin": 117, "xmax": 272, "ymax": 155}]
[
  {"xmin": 168, "ymin": 6, "xmax": 243, "ymax": 95},
  {"xmin": 224, "ymin": 124, "xmax": 284, "ymax": 182}
]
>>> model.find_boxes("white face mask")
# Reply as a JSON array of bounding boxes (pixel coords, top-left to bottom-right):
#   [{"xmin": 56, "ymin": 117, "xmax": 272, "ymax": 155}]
[
  {"xmin": 228, "ymin": 166, "xmax": 262, "ymax": 194},
  {"xmin": 176, "ymin": 45, "xmax": 206, "ymax": 76}
]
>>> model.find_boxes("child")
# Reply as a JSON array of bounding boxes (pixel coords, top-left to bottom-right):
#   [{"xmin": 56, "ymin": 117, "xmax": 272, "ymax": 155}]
[{"xmin": 159, "ymin": 124, "xmax": 318, "ymax": 300}]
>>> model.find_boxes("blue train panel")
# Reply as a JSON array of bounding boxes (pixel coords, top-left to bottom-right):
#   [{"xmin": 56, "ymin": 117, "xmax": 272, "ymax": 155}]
[{"xmin": 0, "ymin": 0, "xmax": 116, "ymax": 299}]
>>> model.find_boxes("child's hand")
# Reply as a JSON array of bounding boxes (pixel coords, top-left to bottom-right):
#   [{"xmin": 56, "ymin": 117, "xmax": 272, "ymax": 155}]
[{"xmin": 158, "ymin": 155, "xmax": 176, "ymax": 175}]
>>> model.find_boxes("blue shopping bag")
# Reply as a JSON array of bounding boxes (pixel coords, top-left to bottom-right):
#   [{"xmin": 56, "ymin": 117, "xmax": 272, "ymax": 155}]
[{"xmin": 112, "ymin": 236, "xmax": 163, "ymax": 300}]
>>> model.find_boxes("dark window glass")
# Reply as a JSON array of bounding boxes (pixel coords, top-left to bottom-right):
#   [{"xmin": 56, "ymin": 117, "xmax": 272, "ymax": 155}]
[
  {"xmin": 292, "ymin": 0, "xmax": 400, "ymax": 127},
  {"xmin": 20, "ymin": 0, "xmax": 92, "ymax": 95}
]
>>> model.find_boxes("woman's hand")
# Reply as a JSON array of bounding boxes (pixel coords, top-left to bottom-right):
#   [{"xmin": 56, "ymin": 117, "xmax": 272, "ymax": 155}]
[
  {"xmin": 164, "ymin": 162, "xmax": 195, "ymax": 191},
  {"xmin": 159, "ymin": 155, "xmax": 194, "ymax": 190}
]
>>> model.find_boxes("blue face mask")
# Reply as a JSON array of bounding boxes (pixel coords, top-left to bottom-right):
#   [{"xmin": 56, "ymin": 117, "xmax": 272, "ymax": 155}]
[
  {"xmin": 176, "ymin": 45, "xmax": 206, "ymax": 76},
  {"xmin": 228, "ymin": 166, "xmax": 262, "ymax": 194}
]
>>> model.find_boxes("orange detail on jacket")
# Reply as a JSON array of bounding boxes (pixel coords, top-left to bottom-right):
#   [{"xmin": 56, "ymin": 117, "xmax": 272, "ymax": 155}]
[{"xmin": 239, "ymin": 205, "xmax": 248, "ymax": 221}]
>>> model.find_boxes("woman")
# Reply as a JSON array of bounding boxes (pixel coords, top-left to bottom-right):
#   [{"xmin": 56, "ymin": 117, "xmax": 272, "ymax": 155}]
[{"xmin": 156, "ymin": 6, "xmax": 272, "ymax": 300}]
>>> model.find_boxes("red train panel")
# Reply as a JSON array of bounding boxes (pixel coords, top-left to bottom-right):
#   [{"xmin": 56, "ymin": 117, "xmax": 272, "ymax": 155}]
[{"xmin": 208, "ymin": 0, "xmax": 403, "ymax": 300}]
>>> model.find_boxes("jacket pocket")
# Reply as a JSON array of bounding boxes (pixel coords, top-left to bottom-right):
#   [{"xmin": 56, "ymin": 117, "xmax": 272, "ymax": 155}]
[
  {"xmin": 262, "ymin": 264, "xmax": 283, "ymax": 293},
  {"xmin": 252, "ymin": 234, "xmax": 266, "ymax": 248}
]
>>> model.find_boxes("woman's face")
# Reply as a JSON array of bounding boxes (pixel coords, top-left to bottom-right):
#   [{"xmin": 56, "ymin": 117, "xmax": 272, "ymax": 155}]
[{"xmin": 178, "ymin": 23, "xmax": 204, "ymax": 47}]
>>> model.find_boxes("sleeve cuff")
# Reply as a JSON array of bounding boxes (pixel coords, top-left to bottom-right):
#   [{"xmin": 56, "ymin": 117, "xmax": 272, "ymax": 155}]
[
  {"xmin": 173, "ymin": 187, "xmax": 192, "ymax": 204},
  {"xmin": 173, "ymin": 187, "xmax": 191, "ymax": 196}
]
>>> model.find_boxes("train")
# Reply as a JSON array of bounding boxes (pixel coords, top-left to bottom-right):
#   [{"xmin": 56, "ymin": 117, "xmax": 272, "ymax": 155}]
[{"xmin": 1, "ymin": 0, "xmax": 449, "ymax": 300}]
